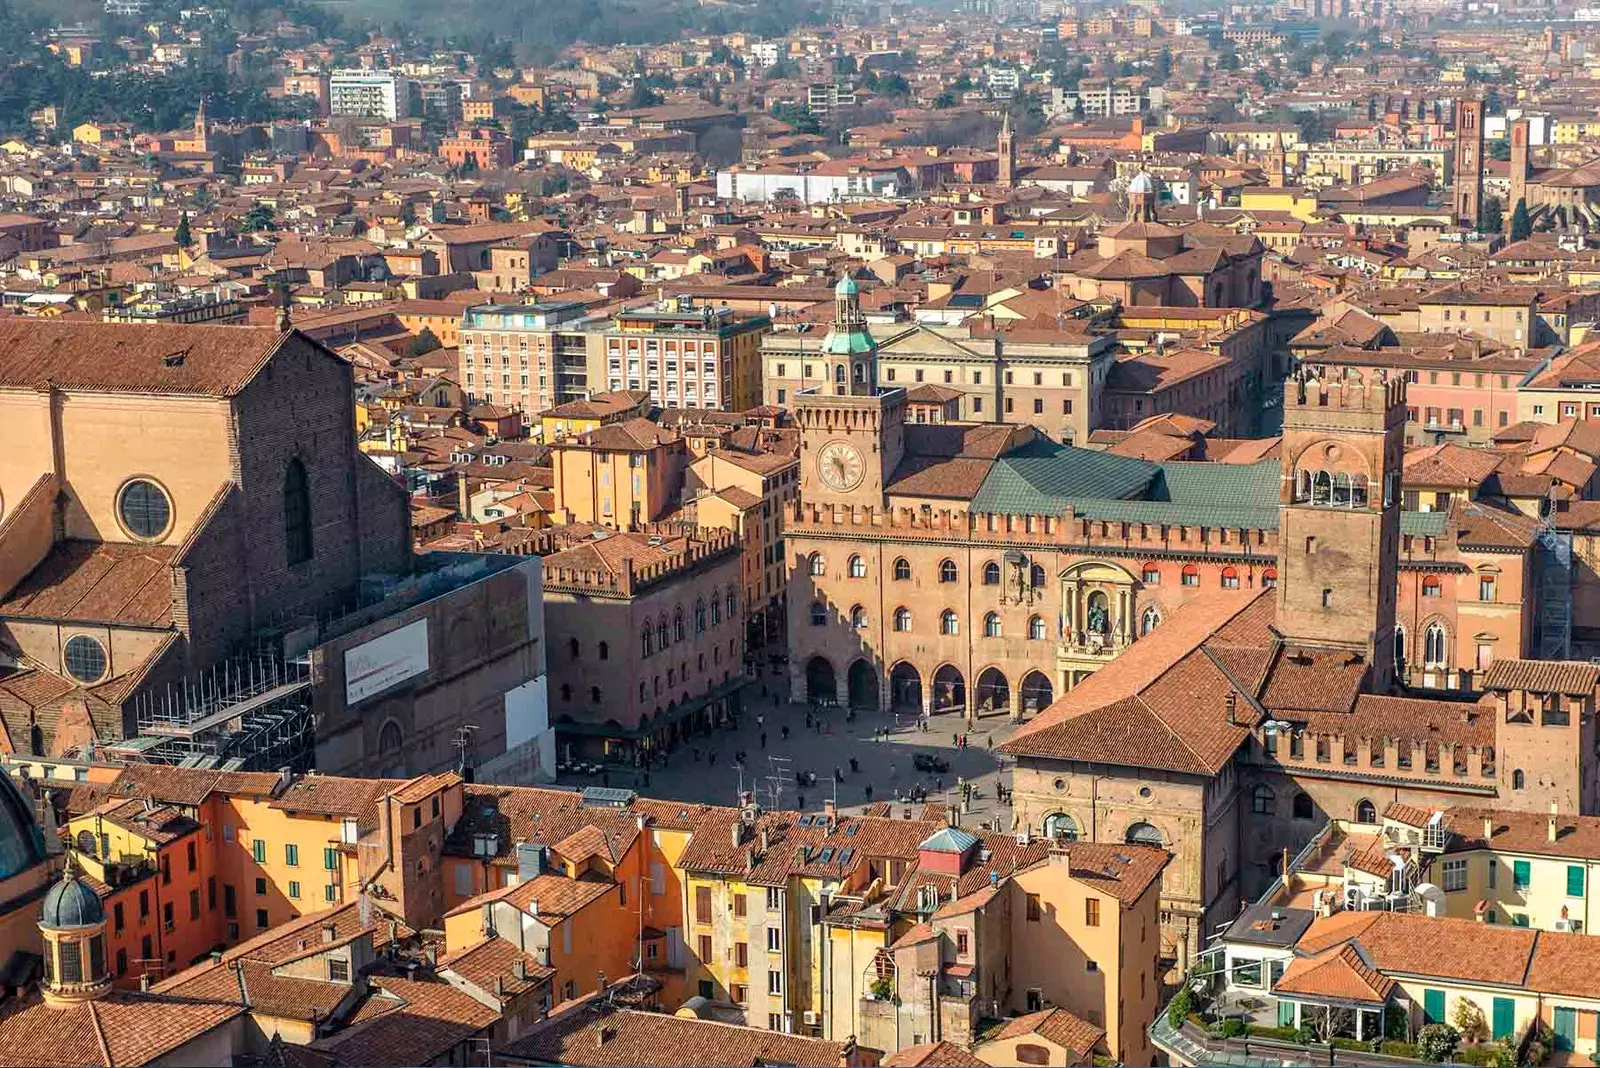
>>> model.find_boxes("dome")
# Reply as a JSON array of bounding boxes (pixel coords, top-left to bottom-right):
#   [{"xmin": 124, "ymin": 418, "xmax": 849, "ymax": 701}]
[
  {"xmin": 0, "ymin": 771, "xmax": 47, "ymax": 883},
  {"xmin": 834, "ymin": 275, "xmax": 860, "ymax": 297},
  {"xmin": 40, "ymin": 855, "xmax": 103, "ymax": 930},
  {"xmin": 1127, "ymin": 170, "xmax": 1159, "ymax": 196}
]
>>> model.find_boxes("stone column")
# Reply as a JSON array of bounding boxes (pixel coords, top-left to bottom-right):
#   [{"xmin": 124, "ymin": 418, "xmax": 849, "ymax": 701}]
[{"xmin": 1010, "ymin": 685, "xmax": 1023, "ymax": 723}]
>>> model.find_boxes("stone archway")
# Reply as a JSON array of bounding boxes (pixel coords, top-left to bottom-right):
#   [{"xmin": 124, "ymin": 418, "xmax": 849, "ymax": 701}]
[
  {"xmin": 974, "ymin": 667, "xmax": 1010, "ymax": 716},
  {"xmin": 847, "ymin": 659, "xmax": 879, "ymax": 711},
  {"xmin": 889, "ymin": 662, "xmax": 922, "ymax": 711},
  {"xmin": 931, "ymin": 664, "xmax": 966, "ymax": 715},
  {"xmin": 805, "ymin": 656, "xmax": 837, "ymax": 703},
  {"xmin": 1019, "ymin": 671, "xmax": 1053, "ymax": 714}
]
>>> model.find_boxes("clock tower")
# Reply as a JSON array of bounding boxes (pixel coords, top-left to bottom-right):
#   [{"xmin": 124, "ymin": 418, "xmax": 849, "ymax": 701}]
[{"xmin": 793, "ymin": 276, "xmax": 905, "ymax": 508}]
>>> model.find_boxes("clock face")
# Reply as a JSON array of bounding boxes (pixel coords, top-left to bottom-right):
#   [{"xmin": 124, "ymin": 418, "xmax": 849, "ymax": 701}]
[{"xmin": 817, "ymin": 440, "xmax": 866, "ymax": 492}]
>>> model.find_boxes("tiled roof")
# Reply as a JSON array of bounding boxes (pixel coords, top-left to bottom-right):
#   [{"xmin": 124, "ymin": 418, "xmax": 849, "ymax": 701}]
[
  {"xmin": 1481, "ymin": 659, "xmax": 1600, "ymax": 696},
  {"xmin": 311, "ymin": 976, "xmax": 499, "ymax": 1066},
  {"xmin": 438, "ymin": 936, "xmax": 554, "ymax": 1005},
  {"xmin": 0, "ymin": 540, "xmax": 176, "ymax": 627},
  {"xmin": 0, "ymin": 990, "xmax": 244, "ymax": 1067},
  {"xmin": 498, "ymin": 1002, "xmax": 868, "ymax": 1067},
  {"xmin": 0, "ymin": 321, "xmax": 293, "ymax": 396},
  {"xmin": 991, "ymin": 1006, "xmax": 1106, "ymax": 1057},
  {"xmin": 1298, "ymin": 911, "xmax": 1537, "ymax": 987},
  {"xmin": 1442, "ymin": 806, "xmax": 1600, "ymax": 862},
  {"xmin": 883, "ymin": 1040, "xmax": 987, "ymax": 1066},
  {"xmin": 1274, "ymin": 943, "xmax": 1394, "ymax": 1004}
]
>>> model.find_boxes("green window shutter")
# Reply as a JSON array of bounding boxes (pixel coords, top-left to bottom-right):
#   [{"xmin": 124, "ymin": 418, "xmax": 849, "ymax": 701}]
[
  {"xmin": 1424, "ymin": 989, "xmax": 1446, "ymax": 1024},
  {"xmin": 1514, "ymin": 859, "xmax": 1531, "ymax": 889},
  {"xmin": 1569, "ymin": 865, "xmax": 1585, "ymax": 898},
  {"xmin": 1492, "ymin": 997, "xmax": 1515, "ymax": 1041},
  {"xmin": 324, "ymin": 847, "xmax": 338, "ymax": 871},
  {"xmin": 252, "ymin": 839, "xmax": 266, "ymax": 864}
]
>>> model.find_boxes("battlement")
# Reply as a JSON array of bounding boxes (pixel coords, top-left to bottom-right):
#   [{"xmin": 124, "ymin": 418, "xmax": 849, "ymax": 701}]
[
  {"xmin": 786, "ymin": 500, "xmax": 1277, "ymax": 554},
  {"xmin": 542, "ymin": 525, "xmax": 741, "ymax": 598},
  {"xmin": 1285, "ymin": 366, "xmax": 1407, "ymax": 414},
  {"xmin": 1266, "ymin": 723, "xmax": 1495, "ymax": 789}
]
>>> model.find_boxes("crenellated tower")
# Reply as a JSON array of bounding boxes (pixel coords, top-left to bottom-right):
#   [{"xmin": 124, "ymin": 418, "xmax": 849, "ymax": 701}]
[{"xmin": 1276, "ymin": 368, "xmax": 1406, "ymax": 690}]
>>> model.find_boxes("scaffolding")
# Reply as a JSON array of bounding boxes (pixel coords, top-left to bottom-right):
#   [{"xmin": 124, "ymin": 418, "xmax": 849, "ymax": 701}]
[
  {"xmin": 128, "ymin": 655, "xmax": 315, "ymax": 772},
  {"xmin": 1537, "ymin": 518, "xmax": 1573, "ymax": 662}
]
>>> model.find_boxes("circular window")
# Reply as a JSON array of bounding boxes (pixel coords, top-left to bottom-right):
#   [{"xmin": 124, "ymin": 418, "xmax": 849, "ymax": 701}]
[
  {"xmin": 1053, "ymin": 778, "xmax": 1066, "ymax": 792},
  {"xmin": 1139, "ymin": 786, "xmax": 1153, "ymax": 798},
  {"xmin": 117, "ymin": 479, "xmax": 172, "ymax": 540},
  {"xmin": 63, "ymin": 635, "xmax": 108, "ymax": 684}
]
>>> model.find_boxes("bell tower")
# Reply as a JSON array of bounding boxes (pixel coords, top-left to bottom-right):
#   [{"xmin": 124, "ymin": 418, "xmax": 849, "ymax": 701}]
[
  {"xmin": 1276, "ymin": 369, "xmax": 1405, "ymax": 690},
  {"xmin": 793, "ymin": 276, "xmax": 905, "ymax": 508}
]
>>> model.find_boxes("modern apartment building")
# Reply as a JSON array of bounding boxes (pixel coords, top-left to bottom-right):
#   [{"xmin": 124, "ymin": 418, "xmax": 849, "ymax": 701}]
[
  {"xmin": 329, "ymin": 69, "xmax": 413, "ymax": 120},
  {"xmin": 603, "ymin": 300, "xmax": 771, "ymax": 412}
]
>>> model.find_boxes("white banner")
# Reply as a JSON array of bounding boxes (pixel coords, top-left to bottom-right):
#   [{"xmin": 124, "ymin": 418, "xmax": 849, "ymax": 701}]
[{"xmin": 344, "ymin": 619, "xmax": 429, "ymax": 704}]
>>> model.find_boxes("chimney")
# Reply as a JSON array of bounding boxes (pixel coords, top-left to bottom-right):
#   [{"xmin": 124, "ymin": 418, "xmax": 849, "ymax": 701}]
[
  {"xmin": 840, "ymin": 1036, "xmax": 858, "ymax": 1067},
  {"xmin": 140, "ymin": 972, "xmax": 152, "ymax": 992},
  {"xmin": 277, "ymin": 765, "xmax": 295, "ymax": 794},
  {"xmin": 514, "ymin": 959, "xmax": 528, "ymax": 981},
  {"xmin": 732, "ymin": 821, "xmax": 744, "ymax": 849},
  {"xmin": 275, "ymin": 283, "xmax": 292, "ymax": 332},
  {"xmin": 758, "ymin": 827, "xmax": 770, "ymax": 853},
  {"xmin": 1224, "ymin": 691, "xmax": 1238, "ymax": 726},
  {"xmin": 1550, "ymin": 800, "xmax": 1559, "ymax": 843},
  {"xmin": 823, "ymin": 798, "xmax": 838, "ymax": 821},
  {"xmin": 495, "ymin": 975, "xmax": 505, "ymax": 998}
]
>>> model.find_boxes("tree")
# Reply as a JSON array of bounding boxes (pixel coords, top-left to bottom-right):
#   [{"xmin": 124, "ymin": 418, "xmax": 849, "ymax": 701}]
[
  {"xmin": 409, "ymin": 326, "xmax": 442, "ymax": 356},
  {"xmin": 1489, "ymin": 138, "xmax": 1511, "ymax": 161},
  {"xmin": 1311, "ymin": 1006, "xmax": 1355, "ymax": 1045},
  {"xmin": 1481, "ymin": 196, "xmax": 1504, "ymax": 234},
  {"xmin": 243, "ymin": 203, "xmax": 276, "ymax": 232},
  {"xmin": 628, "ymin": 82, "xmax": 663, "ymax": 108},
  {"xmin": 1510, "ymin": 198, "xmax": 1532, "ymax": 241},
  {"xmin": 1156, "ymin": 46, "xmax": 1172, "ymax": 81},
  {"xmin": 1451, "ymin": 997, "xmax": 1488, "ymax": 1045},
  {"xmin": 175, "ymin": 212, "xmax": 192, "ymax": 249}
]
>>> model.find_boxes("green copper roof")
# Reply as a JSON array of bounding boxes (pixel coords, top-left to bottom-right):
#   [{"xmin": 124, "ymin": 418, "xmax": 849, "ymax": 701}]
[
  {"xmin": 970, "ymin": 444, "xmax": 1283, "ymax": 530},
  {"xmin": 822, "ymin": 326, "xmax": 877, "ymax": 355},
  {"xmin": 1400, "ymin": 510, "xmax": 1449, "ymax": 536}
]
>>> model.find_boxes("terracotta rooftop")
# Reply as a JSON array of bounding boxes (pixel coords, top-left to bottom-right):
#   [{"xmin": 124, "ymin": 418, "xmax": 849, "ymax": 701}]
[{"xmin": 0, "ymin": 321, "xmax": 294, "ymax": 396}]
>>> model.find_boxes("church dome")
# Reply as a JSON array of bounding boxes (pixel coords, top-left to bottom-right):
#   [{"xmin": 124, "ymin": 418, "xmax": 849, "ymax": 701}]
[
  {"xmin": 834, "ymin": 275, "xmax": 860, "ymax": 297},
  {"xmin": 0, "ymin": 771, "xmax": 47, "ymax": 883},
  {"xmin": 40, "ymin": 854, "xmax": 103, "ymax": 930},
  {"xmin": 1127, "ymin": 170, "xmax": 1159, "ymax": 196}
]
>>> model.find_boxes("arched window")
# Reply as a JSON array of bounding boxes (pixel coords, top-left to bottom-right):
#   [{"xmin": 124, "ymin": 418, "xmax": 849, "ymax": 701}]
[
  {"xmin": 1422, "ymin": 576, "xmax": 1442, "ymax": 598},
  {"xmin": 850, "ymin": 605, "xmax": 867, "ymax": 629},
  {"xmin": 1312, "ymin": 470, "xmax": 1332, "ymax": 505},
  {"xmin": 1251, "ymin": 785, "xmax": 1275, "ymax": 815},
  {"xmin": 641, "ymin": 626, "xmax": 653, "ymax": 657},
  {"xmin": 378, "ymin": 721, "xmax": 403, "ymax": 755},
  {"xmin": 1043, "ymin": 813, "xmax": 1079, "ymax": 841},
  {"xmin": 674, "ymin": 608, "xmax": 686, "ymax": 641},
  {"xmin": 560, "ymin": 684, "xmax": 572, "ymax": 701},
  {"xmin": 1355, "ymin": 799, "xmax": 1377, "ymax": 824},
  {"xmin": 1126, "ymin": 822, "xmax": 1163, "ymax": 846},
  {"xmin": 892, "ymin": 557, "xmax": 911, "ymax": 581},
  {"xmin": 982, "ymin": 561, "xmax": 1001, "ymax": 585},
  {"xmin": 599, "ymin": 641, "xmax": 609, "ymax": 660},
  {"xmin": 1394, "ymin": 625, "xmax": 1406, "ymax": 667},
  {"xmin": 569, "ymin": 637, "xmax": 581, "ymax": 659},
  {"xmin": 1513, "ymin": 768, "xmax": 1526, "ymax": 790},
  {"xmin": 1352, "ymin": 473, "xmax": 1370, "ymax": 507},
  {"xmin": 590, "ymin": 686, "xmax": 601, "ymax": 703},
  {"xmin": 893, "ymin": 607, "xmax": 912, "ymax": 632},
  {"xmin": 695, "ymin": 600, "xmax": 707, "ymax": 633},
  {"xmin": 940, "ymin": 610, "xmax": 960, "ymax": 636},
  {"xmin": 939, "ymin": 559, "xmax": 958, "ymax": 583},
  {"xmin": 1424, "ymin": 622, "xmax": 1447, "ymax": 667},
  {"xmin": 657, "ymin": 617, "xmax": 669, "ymax": 648},
  {"xmin": 1262, "ymin": 568, "xmax": 1277, "ymax": 589},
  {"xmin": 810, "ymin": 601, "xmax": 828, "ymax": 627},
  {"xmin": 1181, "ymin": 563, "xmax": 1200, "ymax": 587},
  {"xmin": 1296, "ymin": 468, "xmax": 1313, "ymax": 502},
  {"xmin": 726, "ymin": 590, "xmax": 737, "ymax": 619},
  {"xmin": 1292, "ymin": 793, "xmax": 1314, "ymax": 820},
  {"xmin": 808, "ymin": 553, "xmax": 826, "ymax": 577},
  {"xmin": 1141, "ymin": 606, "xmax": 1162, "ymax": 635},
  {"xmin": 711, "ymin": 596, "xmax": 721, "ymax": 626},
  {"xmin": 1030, "ymin": 564, "xmax": 1046, "ymax": 588},
  {"xmin": 1221, "ymin": 566, "xmax": 1240, "ymax": 590},
  {"xmin": 1333, "ymin": 471, "xmax": 1352, "ymax": 507},
  {"xmin": 848, "ymin": 554, "xmax": 867, "ymax": 579},
  {"xmin": 1142, "ymin": 565, "xmax": 1161, "ymax": 585},
  {"xmin": 834, "ymin": 364, "xmax": 846, "ymax": 384},
  {"xmin": 284, "ymin": 458, "xmax": 313, "ymax": 566},
  {"xmin": 1028, "ymin": 615, "xmax": 1047, "ymax": 640},
  {"xmin": 983, "ymin": 612, "xmax": 1002, "ymax": 638},
  {"xmin": 76, "ymin": 829, "xmax": 97, "ymax": 856}
]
